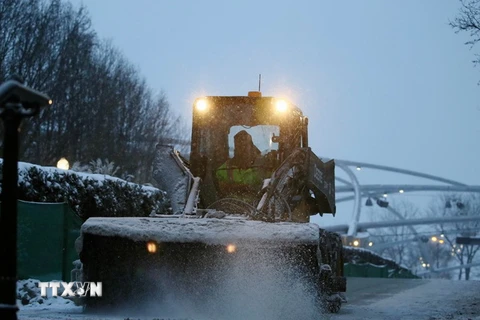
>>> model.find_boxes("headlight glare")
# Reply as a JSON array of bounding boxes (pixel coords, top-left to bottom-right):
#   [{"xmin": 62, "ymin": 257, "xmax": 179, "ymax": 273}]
[
  {"xmin": 195, "ymin": 99, "xmax": 208, "ymax": 112},
  {"xmin": 275, "ymin": 99, "xmax": 288, "ymax": 112}
]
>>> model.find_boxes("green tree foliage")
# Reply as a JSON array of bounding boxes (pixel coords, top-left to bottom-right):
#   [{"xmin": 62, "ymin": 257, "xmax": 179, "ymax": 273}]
[{"xmin": 0, "ymin": 0, "xmax": 188, "ymax": 183}]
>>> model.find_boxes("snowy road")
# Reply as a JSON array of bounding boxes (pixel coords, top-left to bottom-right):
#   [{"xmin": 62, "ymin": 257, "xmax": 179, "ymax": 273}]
[
  {"xmin": 18, "ymin": 277, "xmax": 480, "ymax": 320},
  {"xmin": 332, "ymin": 278, "xmax": 480, "ymax": 320}
]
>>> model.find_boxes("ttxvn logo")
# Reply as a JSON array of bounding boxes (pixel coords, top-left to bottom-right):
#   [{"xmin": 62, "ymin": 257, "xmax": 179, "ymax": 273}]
[{"xmin": 38, "ymin": 281, "xmax": 102, "ymax": 297}]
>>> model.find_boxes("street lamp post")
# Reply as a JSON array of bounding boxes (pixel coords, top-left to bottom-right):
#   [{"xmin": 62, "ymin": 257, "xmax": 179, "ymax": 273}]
[
  {"xmin": 0, "ymin": 79, "xmax": 51, "ymax": 320},
  {"xmin": 430, "ymin": 235, "xmax": 445, "ymax": 269}
]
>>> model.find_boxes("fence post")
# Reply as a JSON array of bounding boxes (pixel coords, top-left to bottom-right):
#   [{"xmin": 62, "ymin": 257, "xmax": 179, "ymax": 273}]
[{"xmin": 62, "ymin": 202, "xmax": 68, "ymax": 281}]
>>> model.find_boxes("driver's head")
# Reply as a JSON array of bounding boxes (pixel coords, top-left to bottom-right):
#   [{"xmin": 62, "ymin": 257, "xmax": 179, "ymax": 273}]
[{"xmin": 233, "ymin": 130, "xmax": 260, "ymax": 166}]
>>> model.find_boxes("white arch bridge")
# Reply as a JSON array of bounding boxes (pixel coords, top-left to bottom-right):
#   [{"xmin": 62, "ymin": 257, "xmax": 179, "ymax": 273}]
[{"xmin": 318, "ymin": 158, "xmax": 480, "ymax": 273}]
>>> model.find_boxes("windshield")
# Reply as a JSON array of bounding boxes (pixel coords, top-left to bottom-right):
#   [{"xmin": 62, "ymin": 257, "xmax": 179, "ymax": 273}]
[{"xmin": 228, "ymin": 125, "xmax": 279, "ymax": 157}]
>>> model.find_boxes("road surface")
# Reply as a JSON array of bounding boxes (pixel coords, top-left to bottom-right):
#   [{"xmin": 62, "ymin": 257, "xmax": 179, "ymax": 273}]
[
  {"xmin": 18, "ymin": 277, "xmax": 480, "ymax": 320},
  {"xmin": 332, "ymin": 277, "xmax": 480, "ymax": 320}
]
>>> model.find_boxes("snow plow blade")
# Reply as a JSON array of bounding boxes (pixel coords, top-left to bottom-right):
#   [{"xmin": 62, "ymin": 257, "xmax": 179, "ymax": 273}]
[{"xmin": 77, "ymin": 217, "xmax": 346, "ymax": 313}]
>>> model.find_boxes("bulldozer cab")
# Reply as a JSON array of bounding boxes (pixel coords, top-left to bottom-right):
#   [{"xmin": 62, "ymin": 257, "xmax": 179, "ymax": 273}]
[{"xmin": 189, "ymin": 92, "xmax": 309, "ymax": 208}]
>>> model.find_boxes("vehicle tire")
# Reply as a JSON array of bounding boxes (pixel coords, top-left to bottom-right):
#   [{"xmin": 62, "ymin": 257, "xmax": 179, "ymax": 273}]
[{"xmin": 326, "ymin": 300, "xmax": 341, "ymax": 313}]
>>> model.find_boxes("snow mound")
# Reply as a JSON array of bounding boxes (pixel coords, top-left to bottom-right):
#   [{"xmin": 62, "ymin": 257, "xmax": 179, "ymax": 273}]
[
  {"xmin": 81, "ymin": 217, "xmax": 321, "ymax": 246},
  {"xmin": 16, "ymin": 279, "xmax": 77, "ymax": 309}
]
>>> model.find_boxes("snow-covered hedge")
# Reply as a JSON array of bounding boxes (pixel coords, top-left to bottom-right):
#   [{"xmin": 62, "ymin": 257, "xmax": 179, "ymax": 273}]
[
  {"xmin": 344, "ymin": 246, "xmax": 414, "ymax": 275},
  {"xmin": 2, "ymin": 161, "xmax": 169, "ymax": 220}
]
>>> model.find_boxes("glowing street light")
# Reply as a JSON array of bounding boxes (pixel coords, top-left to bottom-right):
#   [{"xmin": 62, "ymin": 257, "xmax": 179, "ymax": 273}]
[
  {"xmin": 431, "ymin": 235, "xmax": 445, "ymax": 269},
  {"xmin": 56, "ymin": 157, "xmax": 69, "ymax": 170}
]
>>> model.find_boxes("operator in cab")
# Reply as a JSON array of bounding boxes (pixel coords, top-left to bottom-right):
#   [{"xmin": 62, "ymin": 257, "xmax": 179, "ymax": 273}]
[{"xmin": 216, "ymin": 130, "xmax": 265, "ymax": 203}]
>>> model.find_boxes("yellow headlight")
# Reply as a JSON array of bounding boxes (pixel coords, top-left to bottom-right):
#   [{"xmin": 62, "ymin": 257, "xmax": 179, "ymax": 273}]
[
  {"xmin": 195, "ymin": 99, "xmax": 208, "ymax": 112},
  {"xmin": 275, "ymin": 99, "xmax": 288, "ymax": 112},
  {"xmin": 146, "ymin": 241, "xmax": 157, "ymax": 254},
  {"xmin": 226, "ymin": 244, "xmax": 236, "ymax": 253},
  {"xmin": 353, "ymin": 240, "xmax": 359, "ymax": 247}
]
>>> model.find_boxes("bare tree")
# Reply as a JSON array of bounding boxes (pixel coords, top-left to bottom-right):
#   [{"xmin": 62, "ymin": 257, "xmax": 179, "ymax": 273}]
[
  {"xmin": 1, "ymin": 0, "xmax": 189, "ymax": 184},
  {"xmin": 428, "ymin": 193, "xmax": 480, "ymax": 280},
  {"xmin": 368, "ymin": 200, "xmax": 424, "ymax": 272},
  {"xmin": 451, "ymin": 0, "xmax": 480, "ymax": 74}
]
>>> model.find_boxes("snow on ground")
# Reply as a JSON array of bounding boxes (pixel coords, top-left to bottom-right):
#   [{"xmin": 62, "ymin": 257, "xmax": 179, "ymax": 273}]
[
  {"xmin": 333, "ymin": 278, "xmax": 480, "ymax": 320},
  {"xmin": 16, "ymin": 277, "xmax": 480, "ymax": 320},
  {"xmin": 370, "ymin": 280, "xmax": 480, "ymax": 320},
  {"xmin": 17, "ymin": 279, "xmax": 82, "ymax": 318}
]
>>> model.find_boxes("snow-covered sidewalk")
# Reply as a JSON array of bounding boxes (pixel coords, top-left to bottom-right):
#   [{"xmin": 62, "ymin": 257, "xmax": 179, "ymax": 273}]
[{"xmin": 333, "ymin": 278, "xmax": 480, "ymax": 320}]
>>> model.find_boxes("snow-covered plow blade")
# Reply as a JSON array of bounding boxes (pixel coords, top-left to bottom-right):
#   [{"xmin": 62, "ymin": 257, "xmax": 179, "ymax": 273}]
[{"xmin": 78, "ymin": 217, "xmax": 346, "ymax": 315}]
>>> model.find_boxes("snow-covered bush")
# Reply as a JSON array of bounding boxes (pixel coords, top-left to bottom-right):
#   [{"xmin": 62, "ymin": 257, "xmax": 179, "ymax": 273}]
[
  {"xmin": 71, "ymin": 158, "xmax": 119, "ymax": 176},
  {"xmin": 344, "ymin": 246, "xmax": 417, "ymax": 277},
  {"xmin": 71, "ymin": 158, "xmax": 134, "ymax": 182},
  {"xmin": 1, "ymin": 161, "xmax": 170, "ymax": 220},
  {"xmin": 16, "ymin": 279, "xmax": 75, "ymax": 307},
  {"xmin": 344, "ymin": 246, "xmax": 400, "ymax": 267}
]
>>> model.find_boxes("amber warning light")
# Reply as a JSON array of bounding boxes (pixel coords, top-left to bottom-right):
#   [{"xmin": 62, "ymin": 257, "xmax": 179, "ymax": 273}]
[
  {"xmin": 248, "ymin": 91, "xmax": 262, "ymax": 97},
  {"xmin": 226, "ymin": 244, "xmax": 236, "ymax": 253},
  {"xmin": 147, "ymin": 241, "xmax": 157, "ymax": 253}
]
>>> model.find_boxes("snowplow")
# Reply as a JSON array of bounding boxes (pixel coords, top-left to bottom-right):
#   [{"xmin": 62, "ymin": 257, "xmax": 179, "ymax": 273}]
[{"xmin": 77, "ymin": 91, "xmax": 346, "ymax": 316}]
